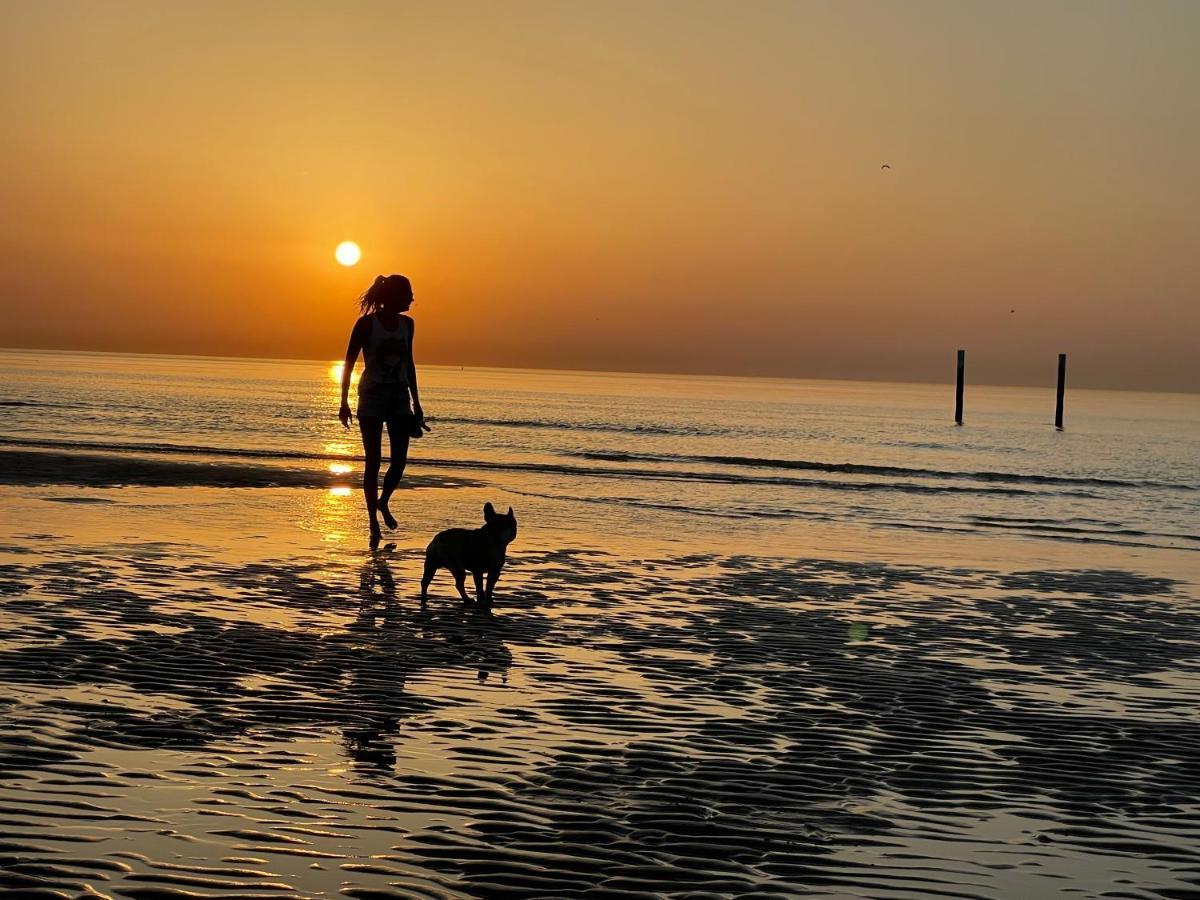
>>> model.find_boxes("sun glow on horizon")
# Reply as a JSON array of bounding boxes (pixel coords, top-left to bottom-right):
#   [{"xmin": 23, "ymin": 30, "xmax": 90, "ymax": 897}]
[
  {"xmin": 329, "ymin": 362, "xmax": 357, "ymax": 387},
  {"xmin": 335, "ymin": 241, "xmax": 361, "ymax": 266}
]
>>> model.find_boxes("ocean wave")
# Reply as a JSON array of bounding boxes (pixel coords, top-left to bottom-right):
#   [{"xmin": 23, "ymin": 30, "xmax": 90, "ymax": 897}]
[
  {"xmin": 503, "ymin": 488, "xmax": 1197, "ymax": 553},
  {"xmin": 0, "ymin": 448, "xmax": 476, "ymax": 491},
  {"xmin": 0, "ymin": 438, "xmax": 1094, "ymax": 499},
  {"xmin": 0, "ymin": 436, "xmax": 341, "ymax": 463},
  {"xmin": 965, "ymin": 515, "xmax": 1200, "ymax": 545},
  {"xmin": 883, "ymin": 519, "xmax": 1198, "ymax": 553},
  {"xmin": 0, "ymin": 437, "xmax": 1134, "ymax": 494},
  {"xmin": 573, "ymin": 450, "xmax": 1192, "ymax": 491},
  {"xmin": 434, "ymin": 415, "xmax": 730, "ymax": 437}
]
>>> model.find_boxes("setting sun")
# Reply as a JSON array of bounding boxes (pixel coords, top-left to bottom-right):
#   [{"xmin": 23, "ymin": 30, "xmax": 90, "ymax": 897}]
[{"xmin": 334, "ymin": 241, "xmax": 361, "ymax": 266}]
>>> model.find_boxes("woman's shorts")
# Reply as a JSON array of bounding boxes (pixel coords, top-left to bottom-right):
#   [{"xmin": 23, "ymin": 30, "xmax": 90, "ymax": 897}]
[{"xmin": 356, "ymin": 383, "xmax": 412, "ymax": 423}]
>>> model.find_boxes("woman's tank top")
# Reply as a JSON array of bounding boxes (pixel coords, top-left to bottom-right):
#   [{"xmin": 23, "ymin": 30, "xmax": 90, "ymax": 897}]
[{"xmin": 359, "ymin": 313, "xmax": 410, "ymax": 389}]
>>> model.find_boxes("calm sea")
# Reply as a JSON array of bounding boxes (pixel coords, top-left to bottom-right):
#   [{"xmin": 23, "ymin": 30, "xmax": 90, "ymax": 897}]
[{"xmin": 1, "ymin": 349, "xmax": 1197, "ymax": 565}]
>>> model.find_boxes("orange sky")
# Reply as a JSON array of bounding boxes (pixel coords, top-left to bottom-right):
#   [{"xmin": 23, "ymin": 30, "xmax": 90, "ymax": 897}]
[{"xmin": 1, "ymin": 2, "xmax": 1197, "ymax": 390}]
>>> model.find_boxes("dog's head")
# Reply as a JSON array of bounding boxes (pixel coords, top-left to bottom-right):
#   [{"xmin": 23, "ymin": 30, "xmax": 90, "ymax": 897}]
[{"xmin": 483, "ymin": 502, "xmax": 518, "ymax": 546}]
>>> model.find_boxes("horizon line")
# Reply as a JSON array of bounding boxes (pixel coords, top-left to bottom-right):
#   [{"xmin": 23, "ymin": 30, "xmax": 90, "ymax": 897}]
[{"xmin": 2, "ymin": 344, "xmax": 1197, "ymax": 398}]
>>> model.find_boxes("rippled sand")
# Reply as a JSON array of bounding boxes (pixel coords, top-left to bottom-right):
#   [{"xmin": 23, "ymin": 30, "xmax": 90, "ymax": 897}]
[{"xmin": 1, "ymin": 488, "xmax": 1198, "ymax": 898}]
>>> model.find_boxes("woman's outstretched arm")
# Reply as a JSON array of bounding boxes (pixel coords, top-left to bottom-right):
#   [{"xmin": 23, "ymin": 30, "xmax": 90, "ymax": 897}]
[{"xmin": 339, "ymin": 318, "xmax": 366, "ymax": 429}]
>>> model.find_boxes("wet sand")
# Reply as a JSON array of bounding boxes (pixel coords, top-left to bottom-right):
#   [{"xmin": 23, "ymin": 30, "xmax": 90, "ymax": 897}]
[{"xmin": 1, "ymin": 484, "xmax": 1198, "ymax": 898}]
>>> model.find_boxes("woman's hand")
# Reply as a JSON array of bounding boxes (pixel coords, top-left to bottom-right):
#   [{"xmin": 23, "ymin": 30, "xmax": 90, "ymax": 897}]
[
  {"xmin": 339, "ymin": 401, "xmax": 353, "ymax": 429},
  {"xmin": 411, "ymin": 405, "xmax": 431, "ymax": 437}
]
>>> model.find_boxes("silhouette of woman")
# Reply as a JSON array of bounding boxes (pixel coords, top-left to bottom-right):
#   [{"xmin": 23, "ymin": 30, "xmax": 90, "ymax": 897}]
[{"xmin": 339, "ymin": 275, "xmax": 426, "ymax": 547}]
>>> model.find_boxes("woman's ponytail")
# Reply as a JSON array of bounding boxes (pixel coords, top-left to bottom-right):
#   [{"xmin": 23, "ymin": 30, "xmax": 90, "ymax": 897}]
[{"xmin": 359, "ymin": 274, "xmax": 413, "ymax": 314}]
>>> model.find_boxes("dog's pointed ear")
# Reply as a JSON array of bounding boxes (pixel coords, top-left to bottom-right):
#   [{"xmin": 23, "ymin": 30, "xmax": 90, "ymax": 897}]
[
  {"xmin": 507, "ymin": 506, "xmax": 514, "ymax": 519},
  {"xmin": 484, "ymin": 502, "xmax": 495, "ymax": 521}
]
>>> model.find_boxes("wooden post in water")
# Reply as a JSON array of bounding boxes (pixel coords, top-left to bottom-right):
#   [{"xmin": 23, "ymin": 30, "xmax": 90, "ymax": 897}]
[
  {"xmin": 955, "ymin": 349, "xmax": 965, "ymax": 425},
  {"xmin": 1055, "ymin": 353, "xmax": 1066, "ymax": 430}
]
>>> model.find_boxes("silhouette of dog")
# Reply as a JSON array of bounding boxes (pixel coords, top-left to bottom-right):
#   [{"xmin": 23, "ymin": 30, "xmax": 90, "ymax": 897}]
[{"xmin": 420, "ymin": 503, "xmax": 517, "ymax": 605}]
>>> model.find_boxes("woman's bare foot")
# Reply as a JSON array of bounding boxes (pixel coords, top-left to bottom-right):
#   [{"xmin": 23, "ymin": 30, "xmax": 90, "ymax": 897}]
[
  {"xmin": 369, "ymin": 520, "xmax": 383, "ymax": 549},
  {"xmin": 379, "ymin": 501, "xmax": 398, "ymax": 531}
]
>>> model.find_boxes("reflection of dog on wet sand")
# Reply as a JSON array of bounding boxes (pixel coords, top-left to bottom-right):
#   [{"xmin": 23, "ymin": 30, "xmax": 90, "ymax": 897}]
[{"xmin": 420, "ymin": 503, "xmax": 517, "ymax": 605}]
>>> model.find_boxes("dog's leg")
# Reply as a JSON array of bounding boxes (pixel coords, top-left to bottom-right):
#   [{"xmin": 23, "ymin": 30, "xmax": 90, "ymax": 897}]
[
  {"xmin": 420, "ymin": 554, "xmax": 437, "ymax": 603},
  {"xmin": 452, "ymin": 569, "xmax": 471, "ymax": 603},
  {"xmin": 485, "ymin": 567, "xmax": 500, "ymax": 602},
  {"xmin": 472, "ymin": 570, "xmax": 485, "ymax": 604}
]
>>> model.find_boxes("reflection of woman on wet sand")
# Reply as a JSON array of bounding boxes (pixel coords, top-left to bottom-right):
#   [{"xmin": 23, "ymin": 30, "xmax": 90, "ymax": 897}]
[
  {"xmin": 338, "ymin": 275, "xmax": 427, "ymax": 547},
  {"xmin": 342, "ymin": 552, "xmax": 407, "ymax": 770},
  {"xmin": 355, "ymin": 550, "xmax": 401, "ymax": 632},
  {"xmin": 340, "ymin": 553, "xmax": 514, "ymax": 772}
]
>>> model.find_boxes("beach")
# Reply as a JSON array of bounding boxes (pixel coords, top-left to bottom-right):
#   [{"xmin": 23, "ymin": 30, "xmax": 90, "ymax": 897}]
[
  {"xmin": 6, "ymin": 1, "xmax": 1200, "ymax": 895},
  {"xmin": 1, "ymin": 351, "xmax": 1199, "ymax": 898}
]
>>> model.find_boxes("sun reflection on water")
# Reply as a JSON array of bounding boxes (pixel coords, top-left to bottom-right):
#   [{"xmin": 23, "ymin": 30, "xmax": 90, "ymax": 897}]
[
  {"xmin": 329, "ymin": 361, "xmax": 357, "ymax": 387},
  {"xmin": 303, "ymin": 484, "xmax": 357, "ymax": 544}
]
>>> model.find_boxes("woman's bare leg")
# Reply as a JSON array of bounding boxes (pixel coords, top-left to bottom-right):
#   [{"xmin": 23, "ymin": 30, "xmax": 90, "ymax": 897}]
[
  {"xmin": 378, "ymin": 418, "xmax": 412, "ymax": 530},
  {"xmin": 358, "ymin": 416, "xmax": 384, "ymax": 546}
]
